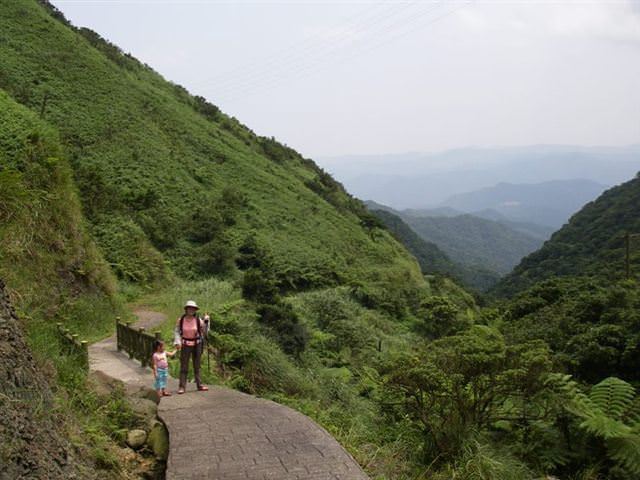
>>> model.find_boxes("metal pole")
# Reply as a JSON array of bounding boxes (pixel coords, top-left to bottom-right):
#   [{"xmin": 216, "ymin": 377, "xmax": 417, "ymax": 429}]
[
  {"xmin": 205, "ymin": 318, "xmax": 210, "ymax": 373},
  {"xmin": 626, "ymin": 232, "xmax": 631, "ymax": 279}
]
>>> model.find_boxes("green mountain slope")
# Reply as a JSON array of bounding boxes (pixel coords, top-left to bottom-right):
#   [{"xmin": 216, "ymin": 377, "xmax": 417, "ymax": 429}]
[
  {"xmin": 494, "ymin": 173, "xmax": 640, "ymax": 296},
  {"xmin": 0, "ymin": 90, "xmax": 116, "ymax": 326},
  {"xmin": 370, "ymin": 209, "xmax": 500, "ymax": 291},
  {"xmin": 402, "ymin": 213, "xmax": 543, "ymax": 275},
  {"xmin": 0, "ymin": 0, "xmax": 424, "ymax": 304},
  {"xmin": 0, "ymin": 89, "xmax": 144, "ymax": 478}
]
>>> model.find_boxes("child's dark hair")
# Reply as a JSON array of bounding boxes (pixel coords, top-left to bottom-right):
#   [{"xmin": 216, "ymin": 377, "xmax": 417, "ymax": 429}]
[{"xmin": 153, "ymin": 340, "xmax": 164, "ymax": 352}]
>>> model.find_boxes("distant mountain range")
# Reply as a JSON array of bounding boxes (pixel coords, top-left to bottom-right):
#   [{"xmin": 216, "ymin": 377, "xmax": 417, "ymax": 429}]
[
  {"xmin": 402, "ymin": 206, "xmax": 555, "ymax": 240},
  {"xmin": 319, "ymin": 145, "xmax": 640, "ymax": 209},
  {"xmin": 440, "ymin": 179, "xmax": 609, "ymax": 228}
]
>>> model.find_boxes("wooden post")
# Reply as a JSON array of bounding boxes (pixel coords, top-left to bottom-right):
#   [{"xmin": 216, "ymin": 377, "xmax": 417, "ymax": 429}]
[
  {"xmin": 126, "ymin": 322, "xmax": 133, "ymax": 359},
  {"xmin": 154, "ymin": 331, "xmax": 161, "ymax": 341},
  {"xmin": 81, "ymin": 340, "xmax": 89, "ymax": 367},
  {"xmin": 116, "ymin": 317, "xmax": 122, "ymax": 351},
  {"xmin": 138, "ymin": 327, "xmax": 146, "ymax": 366}
]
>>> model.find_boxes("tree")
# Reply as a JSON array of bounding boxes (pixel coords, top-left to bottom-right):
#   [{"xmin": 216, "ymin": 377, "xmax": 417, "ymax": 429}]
[
  {"xmin": 415, "ymin": 295, "xmax": 468, "ymax": 339},
  {"xmin": 383, "ymin": 326, "xmax": 561, "ymax": 467}
]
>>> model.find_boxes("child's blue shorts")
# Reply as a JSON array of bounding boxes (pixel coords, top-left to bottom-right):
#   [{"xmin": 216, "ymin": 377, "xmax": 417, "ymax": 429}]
[{"xmin": 154, "ymin": 367, "xmax": 168, "ymax": 390}]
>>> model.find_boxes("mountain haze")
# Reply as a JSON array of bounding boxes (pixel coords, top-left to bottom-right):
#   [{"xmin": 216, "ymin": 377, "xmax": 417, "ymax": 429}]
[
  {"xmin": 442, "ymin": 179, "xmax": 608, "ymax": 228},
  {"xmin": 319, "ymin": 145, "xmax": 640, "ymax": 208}
]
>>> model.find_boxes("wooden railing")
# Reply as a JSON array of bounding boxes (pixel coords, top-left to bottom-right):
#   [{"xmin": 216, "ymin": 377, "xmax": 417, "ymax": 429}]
[
  {"xmin": 116, "ymin": 317, "xmax": 162, "ymax": 368},
  {"xmin": 56, "ymin": 323, "xmax": 88, "ymax": 368}
]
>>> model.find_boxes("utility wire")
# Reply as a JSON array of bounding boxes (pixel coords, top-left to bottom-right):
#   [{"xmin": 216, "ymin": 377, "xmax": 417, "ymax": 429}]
[
  {"xmin": 190, "ymin": 1, "xmax": 407, "ymax": 84},
  {"xmin": 190, "ymin": 1, "xmax": 418, "ymax": 90},
  {"xmin": 207, "ymin": 0, "xmax": 467, "ymax": 101},
  {"xmin": 204, "ymin": 1, "xmax": 448, "ymax": 98}
]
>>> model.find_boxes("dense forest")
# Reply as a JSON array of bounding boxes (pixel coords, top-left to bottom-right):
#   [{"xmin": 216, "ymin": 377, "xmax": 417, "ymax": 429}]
[
  {"xmin": 495, "ymin": 174, "xmax": 640, "ymax": 296},
  {"xmin": 366, "ymin": 201, "xmax": 543, "ymax": 286},
  {"xmin": 1, "ymin": 1, "xmax": 639, "ymax": 479},
  {"xmin": 370, "ymin": 208, "xmax": 501, "ymax": 291}
]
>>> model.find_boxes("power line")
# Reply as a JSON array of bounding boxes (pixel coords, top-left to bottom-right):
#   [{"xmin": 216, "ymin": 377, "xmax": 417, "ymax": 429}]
[
  {"xmin": 203, "ymin": 1, "xmax": 451, "ymax": 99},
  {"xmin": 190, "ymin": 1, "xmax": 418, "ymax": 90},
  {"xmin": 207, "ymin": 0, "xmax": 469, "ymax": 102}
]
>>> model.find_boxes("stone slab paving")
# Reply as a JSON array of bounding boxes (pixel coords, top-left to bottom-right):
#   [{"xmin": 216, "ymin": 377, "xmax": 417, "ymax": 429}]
[
  {"xmin": 89, "ymin": 309, "xmax": 370, "ymax": 480},
  {"xmin": 159, "ymin": 387, "xmax": 369, "ymax": 480}
]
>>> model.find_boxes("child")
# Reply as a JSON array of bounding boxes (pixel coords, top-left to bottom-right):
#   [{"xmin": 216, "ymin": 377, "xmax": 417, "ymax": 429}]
[{"xmin": 152, "ymin": 340, "xmax": 175, "ymax": 398}]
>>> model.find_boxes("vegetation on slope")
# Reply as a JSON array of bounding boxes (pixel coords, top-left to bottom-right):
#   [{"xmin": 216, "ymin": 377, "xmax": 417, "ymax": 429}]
[
  {"xmin": 370, "ymin": 208, "xmax": 500, "ymax": 291},
  {"xmin": 0, "ymin": 91, "xmax": 150, "ymax": 479},
  {"xmin": 0, "ymin": 0, "xmax": 425, "ymax": 311},
  {"xmin": 495, "ymin": 173, "xmax": 640, "ymax": 297},
  {"xmin": 0, "ymin": 90, "xmax": 117, "ymax": 334},
  {"xmin": 3, "ymin": 2, "xmax": 640, "ymax": 479},
  {"xmin": 366, "ymin": 200, "xmax": 541, "ymax": 282},
  {"xmin": 402, "ymin": 213, "xmax": 543, "ymax": 275}
]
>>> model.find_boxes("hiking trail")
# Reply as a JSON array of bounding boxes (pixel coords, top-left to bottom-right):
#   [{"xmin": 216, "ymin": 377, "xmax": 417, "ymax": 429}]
[{"xmin": 89, "ymin": 308, "xmax": 370, "ymax": 480}]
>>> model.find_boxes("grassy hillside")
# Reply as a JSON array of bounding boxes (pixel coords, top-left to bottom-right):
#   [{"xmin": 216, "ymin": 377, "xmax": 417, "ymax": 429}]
[
  {"xmin": 0, "ymin": 0, "xmax": 425, "ymax": 308},
  {"xmin": 494, "ymin": 173, "xmax": 640, "ymax": 296},
  {"xmin": 370, "ymin": 209, "xmax": 500, "ymax": 291},
  {"xmin": 0, "ymin": 90, "xmax": 117, "ymax": 332},
  {"xmin": 0, "ymin": 90, "xmax": 150, "ymax": 479},
  {"xmin": 7, "ymin": 2, "xmax": 640, "ymax": 479}
]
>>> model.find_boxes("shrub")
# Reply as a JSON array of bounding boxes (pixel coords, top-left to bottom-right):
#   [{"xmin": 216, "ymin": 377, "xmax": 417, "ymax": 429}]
[
  {"xmin": 241, "ymin": 269, "xmax": 279, "ymax": 304},
  {"xmin": 257, "ymin": 303, "xmax": 309, "ymax": 357}
]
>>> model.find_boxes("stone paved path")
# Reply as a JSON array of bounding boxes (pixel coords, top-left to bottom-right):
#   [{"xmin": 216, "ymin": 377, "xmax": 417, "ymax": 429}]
[
  {"xmin": 89, "ymin": 309, "xmax": 369, "ymax": 480},
  {"xmin": 160, "ymin": 388, "xmax": 369, "ymax": 480},
  {"xmin": 89, "ymin": 309, "xmax": 177, "ymax": 392}
]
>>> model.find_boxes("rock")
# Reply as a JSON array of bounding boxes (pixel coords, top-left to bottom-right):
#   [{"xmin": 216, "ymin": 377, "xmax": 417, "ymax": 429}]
[
  {"xmin": 128, "ymin": 384, "xmax": 161, "ymax": 404},
  {"xmin": 126, "ymin": 429, "xmax": 147, "ymax": 449},
  {"xmin": 146, "ymin": 421, "xmax": 170, "ymax": 461},
  {"xmin": 88, "ymin": 370, "xmax": 124, "ymax": 398},
  {"xmin": 126, "ymin": 397, "xmax": 158, "ymax": 422},
  {"xmin": 0, "ymin": 280, "xmax": 91, "ymax": 478}
]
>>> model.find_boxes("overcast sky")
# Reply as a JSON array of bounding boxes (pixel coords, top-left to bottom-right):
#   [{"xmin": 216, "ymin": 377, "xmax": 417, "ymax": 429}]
[{"xmin": 51, "ymin": 0, "xmax": 640, "ymax": 158}]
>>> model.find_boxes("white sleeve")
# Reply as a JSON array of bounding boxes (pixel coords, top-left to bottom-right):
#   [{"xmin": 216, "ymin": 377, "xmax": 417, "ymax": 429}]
[{"xmin": 173, "ymin": 326, "xmax": 181, "ymax": 346}]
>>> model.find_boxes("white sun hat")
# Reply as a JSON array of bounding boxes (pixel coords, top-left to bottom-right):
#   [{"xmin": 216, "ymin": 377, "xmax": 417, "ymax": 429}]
[{"xmin": 184, "ymin": 300, "xmax": 199, "ymax": 310}]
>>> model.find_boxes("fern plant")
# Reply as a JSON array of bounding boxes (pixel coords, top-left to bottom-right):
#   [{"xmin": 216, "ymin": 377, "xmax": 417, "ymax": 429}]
[{"xmin": 548, "ymin": 374, "xmax": 640, "ymax": 476}]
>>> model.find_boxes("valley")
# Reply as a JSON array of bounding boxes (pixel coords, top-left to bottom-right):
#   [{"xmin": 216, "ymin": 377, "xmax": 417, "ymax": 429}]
[{"xmin": 1, "ymin": 2, "xmax": 639, "ymax": 480}]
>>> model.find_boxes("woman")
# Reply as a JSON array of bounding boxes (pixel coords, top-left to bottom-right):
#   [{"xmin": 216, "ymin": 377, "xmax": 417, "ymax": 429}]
[{"xmin": 174, "ymin": 300, "xmax": 209, "ymax": 394}]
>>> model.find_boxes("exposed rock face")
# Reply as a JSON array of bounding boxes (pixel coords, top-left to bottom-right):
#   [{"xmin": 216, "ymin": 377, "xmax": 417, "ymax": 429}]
[{"xmin": 0, "ymin": 279, "xmax": 93, "ymax": 480}]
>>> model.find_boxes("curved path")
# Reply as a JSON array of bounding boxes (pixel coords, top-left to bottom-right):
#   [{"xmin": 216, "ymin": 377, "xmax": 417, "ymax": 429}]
[{"xmin": 89, "ymin": 309, "xmax": 369, "ymax": 480}]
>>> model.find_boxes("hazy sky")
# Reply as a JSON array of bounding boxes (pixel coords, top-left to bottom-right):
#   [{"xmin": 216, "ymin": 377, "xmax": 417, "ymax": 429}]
[{"xmin": 51, "ymin": 0, "xmax": 640, "ymax": 158}]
